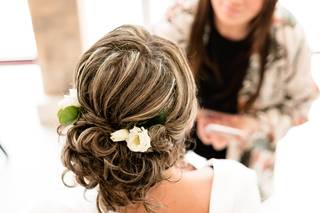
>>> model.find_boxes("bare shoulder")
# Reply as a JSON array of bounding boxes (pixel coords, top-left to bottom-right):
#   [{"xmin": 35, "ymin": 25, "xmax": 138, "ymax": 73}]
[
  {"xmin": 184, "ymin": 166, "xmax": 214, "ymax": 205},
  {"xmin": 183, "ymin": 166, "xmax": 214, "ymax": 186},
  {"xmin": 158, "ymin": 167, "xmax": 214, "ymax": 213},
  {"xmin": 125, "ymin": 167, "xmax": 213, "ymax": 213}
]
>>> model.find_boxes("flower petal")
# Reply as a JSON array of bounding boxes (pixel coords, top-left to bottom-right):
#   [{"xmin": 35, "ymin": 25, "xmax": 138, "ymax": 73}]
[
  {"xmin": 129, "ymin": 126, "xmax": 141, "ymax": 134},
  {"xmin": 110, "ymin": 129, "xmax": 129, "ymax": 142},
  {"xmin": 126, "ymin": 126, "xmax": 151, "ymax": 152},
  {"xmin": 138, "ymin": 129, "xmax": 151, "ymax": 152},
  {"xmin": 127, "ymin": 134, "xmax": 141, "ymax": 152},
  {"xmin": 58, "ymin": 89, "xmax": 80, "ymax": 109}
]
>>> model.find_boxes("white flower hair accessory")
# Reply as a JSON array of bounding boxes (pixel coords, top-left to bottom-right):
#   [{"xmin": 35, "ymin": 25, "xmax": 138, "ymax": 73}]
[
  {"xmin": 110, "ymin": 129, "xmax": 129, "ymax": 142},
  {"xmin": 110, "ymin": 126, "xmax": 152, "ymax": 153},
  {"xmin": 57, "ymin": 89, "xmax": 81, "ymax": 126}
]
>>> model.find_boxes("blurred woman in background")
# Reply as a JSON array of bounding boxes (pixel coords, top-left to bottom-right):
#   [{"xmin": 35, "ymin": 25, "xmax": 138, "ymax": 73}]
[{"xmin": 155, "ymin": 0, "xmax": 318, "ymax": 198}]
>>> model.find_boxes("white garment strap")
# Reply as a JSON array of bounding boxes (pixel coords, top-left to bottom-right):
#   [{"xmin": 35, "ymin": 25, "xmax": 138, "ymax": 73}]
[
  {"xmin": 208, "ymin": 159, "xmax": 237, "ymax": 213},
  {"xmin": 208, "ymin": 159, "xmax": 261, "ymax": 213}
]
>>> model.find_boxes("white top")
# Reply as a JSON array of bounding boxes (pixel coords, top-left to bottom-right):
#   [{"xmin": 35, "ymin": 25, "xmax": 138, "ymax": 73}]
[
  {"xmin": 30, "ymin": 153, "xmax": 261, "ymax": 213},
  {"xmin": 208, "ymin": 159, "xmax": 261, "ymax": 213},
  {"xmin": 186, "ymin": 151, "xmax": 261, "ymax": 213}
]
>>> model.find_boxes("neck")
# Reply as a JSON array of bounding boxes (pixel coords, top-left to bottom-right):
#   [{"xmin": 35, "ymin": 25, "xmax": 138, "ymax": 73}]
[
  {"xmin": 215, "ymin": 19, "xmax": 249, "ymax": 41},
  {"xmin": 163, "ymin": 165, "xmax": 184, "ymax": 180},
  {"xmin": 121, "ymin": 165, "xmax": 184, "ymax": 213}
]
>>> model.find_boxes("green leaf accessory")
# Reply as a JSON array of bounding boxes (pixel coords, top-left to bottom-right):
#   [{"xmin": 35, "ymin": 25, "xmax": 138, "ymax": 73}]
[
  {"xmin": 137, "ymin": 111, "xmax": 167, "ymax": 129},
  {"xmin": 57, "ymin": 106, "xmax": 81, "ymax": 126},
  {"xmin": 57, "ymin": 89, "xmax": 81, "ymax": 126}
]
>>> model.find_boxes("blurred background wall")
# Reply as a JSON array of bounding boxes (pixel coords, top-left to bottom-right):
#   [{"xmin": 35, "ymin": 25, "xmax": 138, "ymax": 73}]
[{"xmin": 28, "ymin": 0, "xmax": 82, "ymax": 96}]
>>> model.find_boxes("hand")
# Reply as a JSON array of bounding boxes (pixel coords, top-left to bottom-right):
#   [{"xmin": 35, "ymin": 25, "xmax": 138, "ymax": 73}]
[
  {"xmin": 228, "ymin": 114, "xmax": 258, "ymax": 135},
  {"xmin": 196, "ymin": 110, "xmax": 213, "ymax": 145},
  {"xmin": 203, "ymin": 109, "xmax": 258, "ymax": 134},
  {"xmin": 196, "ymin": 109, "xmax": 238, "ymax": 150},
  {"xmin": 207, "ymin": 132, "xmax": 237, "ymax": 150},
  {"xmin": 196, "ymin": 109, "xmax": 258, "ymax": 150}
]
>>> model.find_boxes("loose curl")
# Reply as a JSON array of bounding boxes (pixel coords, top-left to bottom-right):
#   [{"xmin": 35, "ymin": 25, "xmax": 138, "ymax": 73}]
[{"xmin": 59, "ymin": 25, "xmax": 198, "ymax": 213}]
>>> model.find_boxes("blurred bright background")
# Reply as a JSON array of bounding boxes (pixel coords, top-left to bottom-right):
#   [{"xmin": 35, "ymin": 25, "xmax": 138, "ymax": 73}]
[{"xmin": 0, "ymin": 0, "xmax": 319, "ymax": 212}]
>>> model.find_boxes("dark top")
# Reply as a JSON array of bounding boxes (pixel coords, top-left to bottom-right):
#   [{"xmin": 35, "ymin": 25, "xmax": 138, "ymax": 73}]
[
  {"xmin": 198, "ymin": 25, "xmax": 251, "ymax": 113},
  {"xmin": 193, "ymin": 24, "xmax": 251, "ymax": 159}
]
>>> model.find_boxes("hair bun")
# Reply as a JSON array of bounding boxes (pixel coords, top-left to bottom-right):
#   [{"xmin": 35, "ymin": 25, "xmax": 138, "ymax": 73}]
[
  {"xmin": 60, "ymin": 25, "xmax": 198, "ymax": 213},
  {"xmin": 148, "ymin": 125, "xmax": 173, "ymax": 152}
]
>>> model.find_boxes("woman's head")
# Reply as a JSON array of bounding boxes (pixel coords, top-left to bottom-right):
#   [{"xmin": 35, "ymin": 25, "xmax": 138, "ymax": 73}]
[
  {"xmin": 60, "ymin": 25, "xmax": 197, "ymax": 212},
  {"xmin": 211, "ymin": 0, "xmax": 265, "ymax": 29},
  {"xmin": 187, "ymin": 0, "xmax": 277, "ymax": 111}
]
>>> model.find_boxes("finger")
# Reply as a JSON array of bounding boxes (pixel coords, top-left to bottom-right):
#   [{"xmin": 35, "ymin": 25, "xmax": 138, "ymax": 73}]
[{"xmin": 209, "ymin": 134, "xmax": 229, "ymax": 150}]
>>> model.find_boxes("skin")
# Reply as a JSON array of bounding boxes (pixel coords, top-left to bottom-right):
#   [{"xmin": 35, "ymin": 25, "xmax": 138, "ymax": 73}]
[
  {"xmin": 123, "ymin": 165, "xmax": 213, "ymax": 213},
  {"xmin": 197, "ymin": 0, "xmax": 265, "ymax": 150},
  {"xmin": 197, "ymin": 109, "xmax": 258, "ymax": 151},
  {"xmin": 211, "ymin": 0, "xmax": 264, "ymax": 40},
  {"xmin": 122, "ymin": 124, "xmax": 213, "ymax": 213}
]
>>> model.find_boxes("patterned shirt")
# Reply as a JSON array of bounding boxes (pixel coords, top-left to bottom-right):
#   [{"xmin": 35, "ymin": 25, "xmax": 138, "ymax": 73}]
[{"xmin": 154, "ymin": 1, "xmax": 319, "ymax": 145}]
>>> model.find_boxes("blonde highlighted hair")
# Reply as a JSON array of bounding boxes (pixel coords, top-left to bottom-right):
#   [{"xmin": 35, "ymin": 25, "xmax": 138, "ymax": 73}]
[{"xmin": 59, "ymin": 25, "xmax": 197, "ymax": 213}]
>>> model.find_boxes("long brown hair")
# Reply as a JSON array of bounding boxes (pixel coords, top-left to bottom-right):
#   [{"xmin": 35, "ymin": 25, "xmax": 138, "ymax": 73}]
[{"xmin": 187, "ymin": 0, "xmax": 277, "ymax": 111}]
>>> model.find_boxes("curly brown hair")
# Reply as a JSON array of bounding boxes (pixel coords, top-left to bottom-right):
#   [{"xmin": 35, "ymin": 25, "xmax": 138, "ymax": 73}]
[{"xmin": 59, "ymin": 25, "xmax": 198, "ymax": 213}]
